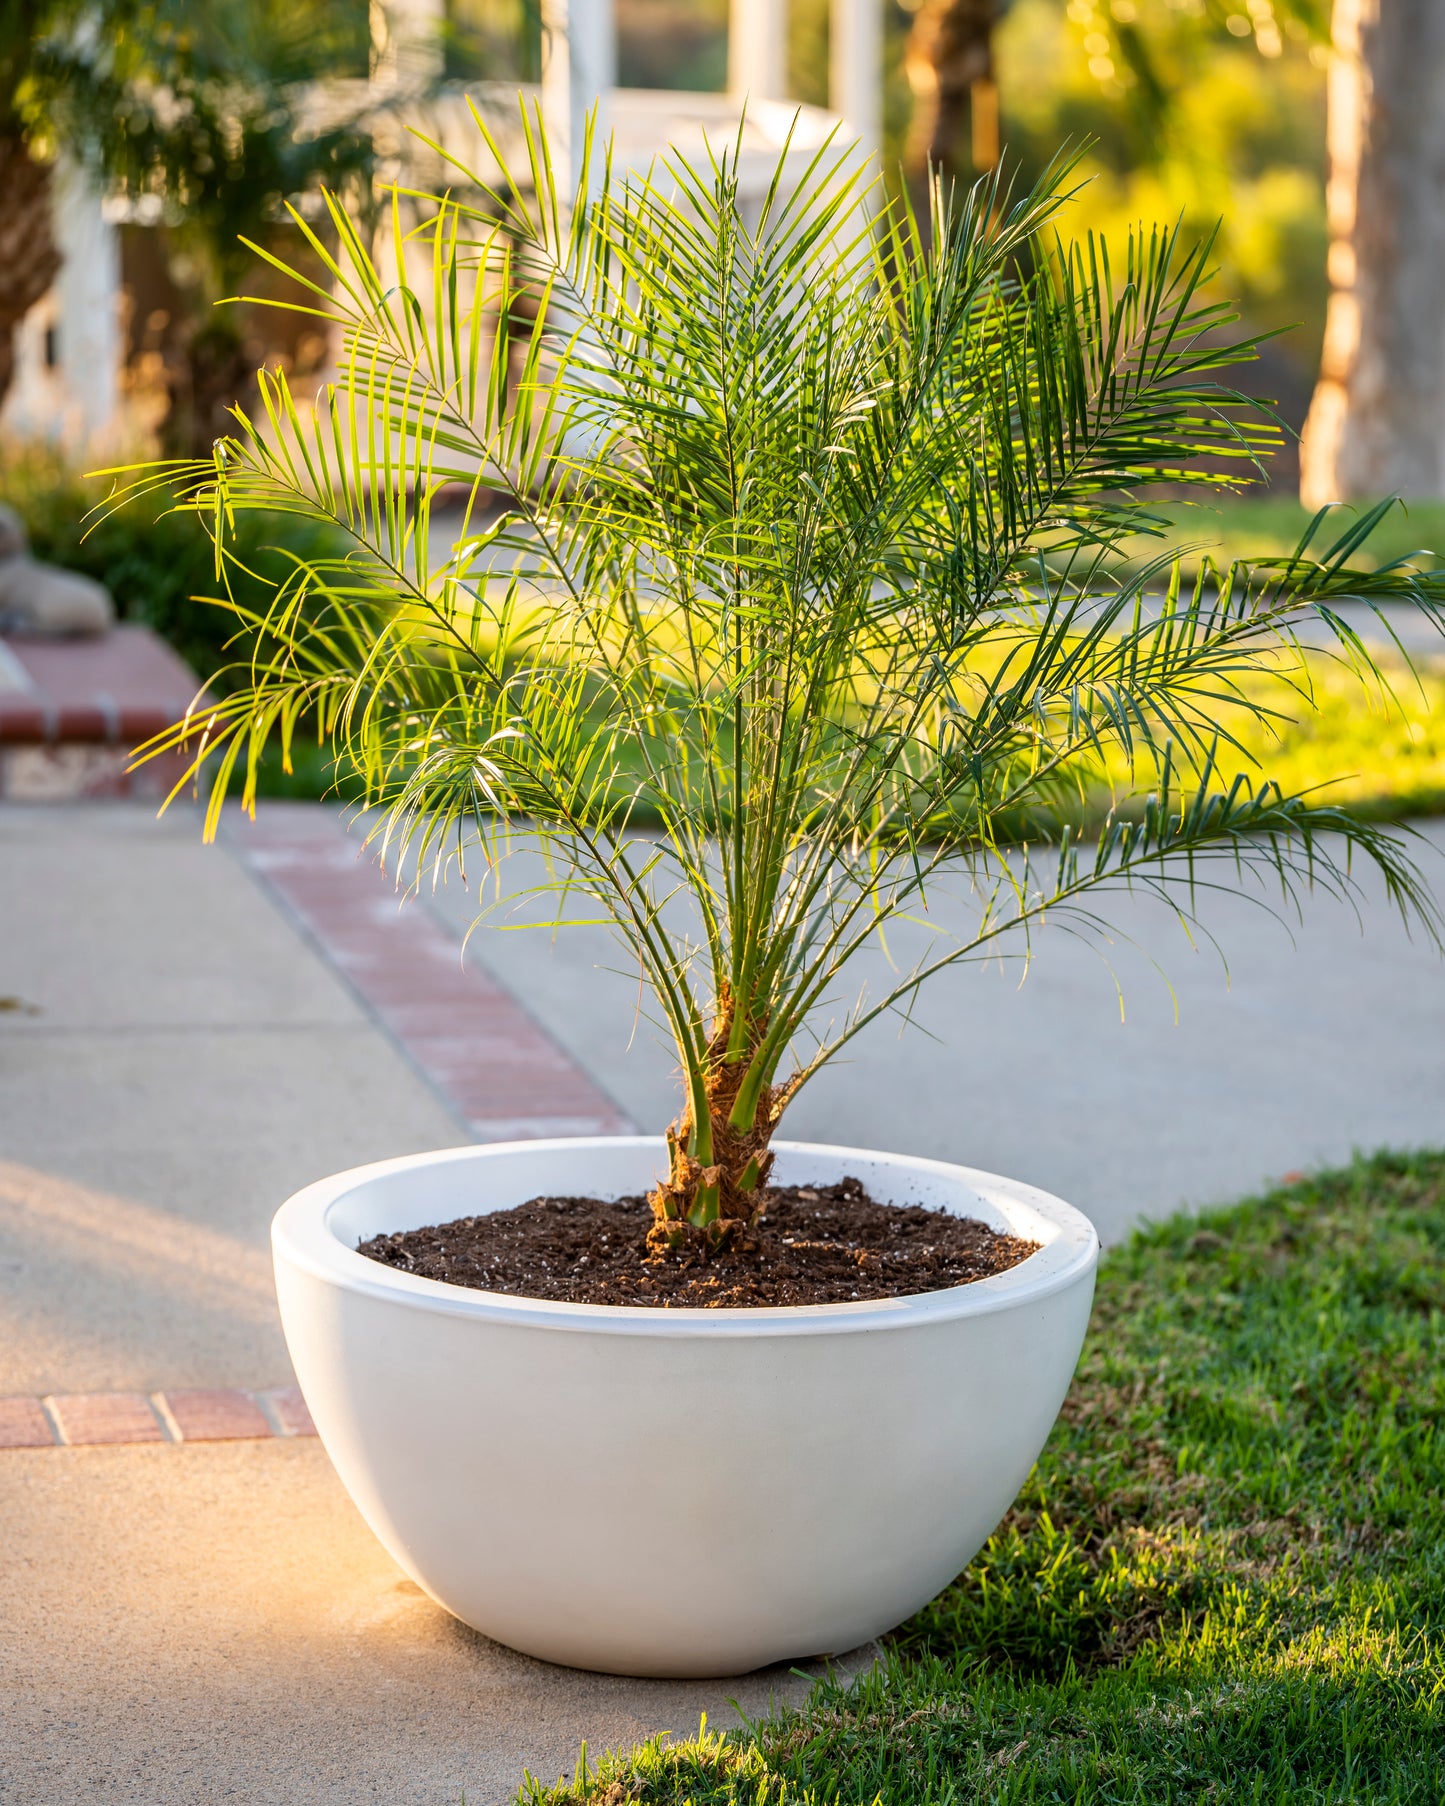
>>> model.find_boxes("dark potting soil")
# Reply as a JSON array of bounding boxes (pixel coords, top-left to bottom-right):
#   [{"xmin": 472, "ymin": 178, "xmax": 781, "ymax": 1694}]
[{"xmin": 356, "ymin": 1176, "xmax": 1040, "ymax": 1308}]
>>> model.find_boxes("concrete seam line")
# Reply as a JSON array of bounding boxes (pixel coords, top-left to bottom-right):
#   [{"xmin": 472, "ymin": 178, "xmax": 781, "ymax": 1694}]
[
  {"xmin": 149, "ymin": 1393, "xmax": 184, "ymax": 1442},
  {"xmin": 253, "ymin": 1388, "xmax": 289, "ymax": 1438}
]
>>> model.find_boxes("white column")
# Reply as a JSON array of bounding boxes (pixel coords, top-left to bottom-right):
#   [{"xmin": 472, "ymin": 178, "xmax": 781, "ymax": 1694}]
[
  {"xmin": 371, "ymin": 0, "xmax": 445, "ymax": 86},
  {"xmin": 831, "ymin": 0, "xmax": 881, "ymax": 158},
  {"xmin": 53, "ymin": 162, "xmax": 121, "ymax": 452},
  {"xmin": 541, "ymin": 0, "xmax": 616, "ymax": 201},
  {"xmin": 729, "ymin": 0, "xmax": 786, "ymax": 104}
]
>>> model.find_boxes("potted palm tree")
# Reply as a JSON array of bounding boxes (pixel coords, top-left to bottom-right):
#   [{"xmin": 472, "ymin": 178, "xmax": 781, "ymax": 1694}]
[{"xmin": 119, "ymin": 113, "xmax": 1442, "ymax": 1677}]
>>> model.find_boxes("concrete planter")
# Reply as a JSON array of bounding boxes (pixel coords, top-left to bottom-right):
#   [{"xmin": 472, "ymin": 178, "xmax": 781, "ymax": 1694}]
[{"xmin": 272, "ymin": 1137, "xmax": 1098, "ymax": 1678}]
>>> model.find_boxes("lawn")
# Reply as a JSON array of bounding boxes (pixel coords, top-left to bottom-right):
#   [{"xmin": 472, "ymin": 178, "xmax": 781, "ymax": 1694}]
[
  {"xmin": 1101, "ymin": 648, "xmax": 1445, "ymax": 825},
  {"xmin": 12, "ymin": 456, "xmax": 1440, "ymax": 825},
  {"xmin": 1109, "ymin": 497, "xmax": 1445, "ymax": 585},
  {"xmin": 239, "ymin": 501, "xmax": 1445, "ymax": 826},
  {"xmin": 240, "ymin": 644, "xmax": 1445, "ymax": 831},
  {"xmin": 520, "ymin": 1150, "xmax": 1445, "ymax": 1805}
]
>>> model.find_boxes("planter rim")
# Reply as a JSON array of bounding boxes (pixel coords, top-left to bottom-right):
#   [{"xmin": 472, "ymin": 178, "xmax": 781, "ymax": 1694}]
[{"xmin": 273, "ymin": 1136, "xmax": 1099, "ymax": 1338}]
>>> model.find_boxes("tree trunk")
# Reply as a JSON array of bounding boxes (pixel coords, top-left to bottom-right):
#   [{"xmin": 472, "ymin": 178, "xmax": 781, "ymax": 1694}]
[
  {"xmin": 903, "ymin": 0, "xmax": 1000, "ymax": 185},
  {"xmin": 0, "ymin": 138, "xmax": 63, "ymax": 407},
  {"xmin": 1300, "ymin": 0, "xmax": 1445, "ymax": 503},
  {"xmin": 163, "ymin": 313, "xmax": 260, "ymax": 459},
  {"xmin": 646, "ymin": 992, "xmax": 795, "ymax": 1252}
]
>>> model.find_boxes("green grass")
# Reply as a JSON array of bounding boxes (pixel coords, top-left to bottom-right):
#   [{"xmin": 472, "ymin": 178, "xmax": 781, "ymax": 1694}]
[
  {"xmin": 519, "ymin": 1151, "xmax": 1445, "ymax": 1805},
  {"xmin": 14, "ymin": 458, "xmax": 1426, "ymax": 826},
  {"xmin": 6, "ymin": 451, "xmax": 1438, "ymax": 824},
  {"xmin": 1112, "ymin": 496, "xmax": 1445, "ymax": 584},
  {"xmin": 224, "ymin": 499, "xmax": 1445, "ymax": 824},
  {"xmin": 223, "ymin": 642, "xmax": 1445, "ymax": 832},
  {"xmin": 1102, "ymin": 649, "xmax": 1445, "ymax": 826}
]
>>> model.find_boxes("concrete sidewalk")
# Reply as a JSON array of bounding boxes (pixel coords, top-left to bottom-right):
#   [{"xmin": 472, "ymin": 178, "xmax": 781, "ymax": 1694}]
[
  {"xmin": 0, "ymin": 803, "xmax": 845, "ymax": 1805},
  {"xmin": 0, "ymin": 804, "xmax": 462, "ymax": 1396},
  {"xmin": 3, "ymin": 798, "xmax": 1444, "ymax": 1804},
  {"xmin": 4, "ymin": 1439, "xmax": 848, "ymax": 1804},
  {"xmin": 426, "ymin": 820, "xmax": 1445, "ymax": 1244}
]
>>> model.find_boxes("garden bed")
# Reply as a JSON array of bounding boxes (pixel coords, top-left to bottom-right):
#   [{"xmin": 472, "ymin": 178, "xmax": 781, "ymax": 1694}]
[{"xmin": 523, "ymin": 1150, "xmax": 1445, "ymax": 1803}]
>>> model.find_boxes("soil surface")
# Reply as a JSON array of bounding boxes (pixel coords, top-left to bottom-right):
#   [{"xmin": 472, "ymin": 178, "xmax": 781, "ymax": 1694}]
[{"xmin": 356, "ymin": 1176, "xmax": 1040, "ymax": 1308}]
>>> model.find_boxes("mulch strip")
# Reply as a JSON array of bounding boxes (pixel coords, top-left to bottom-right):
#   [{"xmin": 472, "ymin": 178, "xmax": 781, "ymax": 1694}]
[{"xmin": 357, "ymin": 1175, "xmax": 1040, "ymax": 1308}]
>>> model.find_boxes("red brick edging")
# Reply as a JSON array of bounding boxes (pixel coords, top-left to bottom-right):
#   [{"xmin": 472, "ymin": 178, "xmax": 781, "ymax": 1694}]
[
  {"xmin": 227, "ymin": 806, "xmax": 634, "ymax": 1143},
  {"xmin": 0, "ymin": 626, "xmax": 200, "ymax": 749},
  {"xmin": 3, "ymin": 809, "xmax": 633, "ymax": 1456},
  {"xmin": 0, "ymin": 1388, "xmax": 317, "ymax": 1450},
  {"xmin": 0, "ymin": 626, "xmax": 200, "ymax": 800}
]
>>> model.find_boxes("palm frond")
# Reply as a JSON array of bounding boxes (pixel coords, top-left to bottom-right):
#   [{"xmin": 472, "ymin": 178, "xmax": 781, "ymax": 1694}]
[{"xmin": 107, "ymin": 107, "xmax": 1445, "ymax": 1224}]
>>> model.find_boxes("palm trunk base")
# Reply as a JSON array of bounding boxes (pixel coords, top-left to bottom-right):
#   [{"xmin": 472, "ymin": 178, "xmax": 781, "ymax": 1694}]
[
  {"xmin": 645, "ymin": 1011, "xmax": 791, "ymax": 1252},
  {"xmin": 645, "ymin": 1129, "xmax": 776, "ymax": 1255}
]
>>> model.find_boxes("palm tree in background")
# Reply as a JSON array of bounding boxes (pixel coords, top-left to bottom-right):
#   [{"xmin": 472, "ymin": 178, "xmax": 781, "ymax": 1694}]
[
  {"xmin": 1300, "ymin": 0, "xmax": 1445, "ymax": 504},
  {"xmin": 0, "ymin": 0, "xmax": 391, "ymax": 449},
  {"xmin": 0, "ymin": 2, "xmax": 71, "ymax": 403},
  {"xmin": 903, "ymin": 0, "xmax": 1000, "ymax": 183}
]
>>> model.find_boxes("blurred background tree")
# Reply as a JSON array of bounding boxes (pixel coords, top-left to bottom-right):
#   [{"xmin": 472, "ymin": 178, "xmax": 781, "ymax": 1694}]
[
  {"xmin": 698, "ymin": 0, "xmax": 1326, "ymax": 489},
  {"xmin": 2, "ymin": 0, "xmax": 386, "ymax": 453},
  {"xmin": 0, "ymin": 1, "xmax": 84, "ymax": 401},
  {"xmin": 1006, "ymin": 0, "xmax": 1329, "ymax": 490},
  {"xmin": 902, "ymin": 0, "xmax": 998, "ymax": 182},
  {"xmin": 6, "ymin": 0, "xmax": 1441, "ymax": 501},
  {"xmin": 1300, "ymin": 0, "xmax": 1445, "ymax": 505}
]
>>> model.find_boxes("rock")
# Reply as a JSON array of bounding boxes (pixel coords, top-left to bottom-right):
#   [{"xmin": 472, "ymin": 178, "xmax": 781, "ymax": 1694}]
[
  {"xmin": 0, "ymin": 559, "xmax": 115, "ymax": 636},
  {"xmin": 0, "ymin": 503, "xmax": 27, "ymax": 562},
  {"xmin": 0, "ymin": 502, "xmax": 115, "ymax": 636}
]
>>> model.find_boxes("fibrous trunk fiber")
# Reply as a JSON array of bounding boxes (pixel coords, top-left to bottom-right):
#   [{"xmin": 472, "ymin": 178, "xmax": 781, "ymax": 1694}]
[{"xmin": 646, "ymin": 998, "xmax": 793, "ymax": 1254}]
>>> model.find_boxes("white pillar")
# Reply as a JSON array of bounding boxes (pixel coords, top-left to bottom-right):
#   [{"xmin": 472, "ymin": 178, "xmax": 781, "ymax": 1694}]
[
  {"xmin": 729, "ymin": 0, "xmax": 786, "ymax": 105},
  {"xmin": 53, "ymin": 162, "xmax": 121, "ymax": 452},
  {"xmin": 541, "ymin": 0, "xmax": 616, "ymax": 201},
  {"xmin": 371, "ymin": 0, "xmax": 445, "ymax": 86},
  {"xmin": 831, "ymin": 0, "xmax": 881, "ymax": 158}
]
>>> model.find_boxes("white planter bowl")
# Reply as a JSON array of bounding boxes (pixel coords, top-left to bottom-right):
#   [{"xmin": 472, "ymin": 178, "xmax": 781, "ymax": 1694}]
[{"xmin": 272, "ymin": 1137, "xmax": 1098, "ymax": 1678}]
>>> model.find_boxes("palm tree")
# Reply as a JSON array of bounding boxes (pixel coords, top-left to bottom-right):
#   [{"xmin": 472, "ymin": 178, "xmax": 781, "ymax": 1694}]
[
  {"xmin": 1300, "ymin": 0, "xmax": 1445, "ymax": 503},
  {"xmin": 903, "ymin": 0, "xmax": 1000, "ymax": 182},
  {"xmin": 0, "ymin": 0, "xmax": 389, "ymax": 443},
  {"xmin": 0, "ymin": 2, "xmax": 69, "ymax": 402},
  {"xmin": 118, "ymin": 114, "xmax": 1442, "ymax": 1246}
]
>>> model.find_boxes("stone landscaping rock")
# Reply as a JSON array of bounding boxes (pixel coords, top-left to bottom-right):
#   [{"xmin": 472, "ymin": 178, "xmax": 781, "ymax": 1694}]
[
  {"xmin": 0, "ymin": 502, "xmax": 114, "ymax": 636},
  {"xmin": 0, "ymin": 502, "xmax": 25, "ymax": 561}
]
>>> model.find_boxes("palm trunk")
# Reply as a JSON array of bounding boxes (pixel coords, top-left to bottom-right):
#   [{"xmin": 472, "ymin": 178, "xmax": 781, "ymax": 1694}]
[
  {"xmin": 0, "ymin": 138, "xmax": 63, "ymax": 406},
  {"xmin": 1300, "ymin": 0, "xmax": 1445, "ymax": 502},
  {"xmin": 646, "ymin": 992, "xmax": 794, "ymax": 1252},
  {"xmin": 903, "ymin": 0, "xmax": 1000, "ymax": 184},
  {"xmin": 164, "ymin": 312, "xmax": 260, "ymax": 459}
]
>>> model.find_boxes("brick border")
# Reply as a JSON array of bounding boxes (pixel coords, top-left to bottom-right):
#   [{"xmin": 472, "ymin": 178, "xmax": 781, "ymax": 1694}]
[
  {"xmin": 1, "ymin": 808, "xmax": 634, "ymax": 1456},
  {"xmin": 0, "ymin": 626, "xmax": 200, "ymax": 800},
  {"xmin": 0, "ymin": 626, "xmax": 200, "ymax": 748},
  {"xmin": 0, "ymin": 1388, "xmax": 317, "ymax": 1450},
  {"xmin": 226, "ymin": 806, "xmax": 634, "ymax": 1142}
]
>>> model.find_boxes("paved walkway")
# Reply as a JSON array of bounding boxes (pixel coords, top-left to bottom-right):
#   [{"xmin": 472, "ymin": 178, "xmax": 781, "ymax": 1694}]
[
  {"xmin": 0, "ymin": 804, "xmax": 842, "ymax": 1805},
  {"xmin": 3, "ymin": 798, "xmax": 1443, "ymax": 1802},
  {"xmin": 425, "ymin": 818, "xmax": 1445, "ymax": 1243}
]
